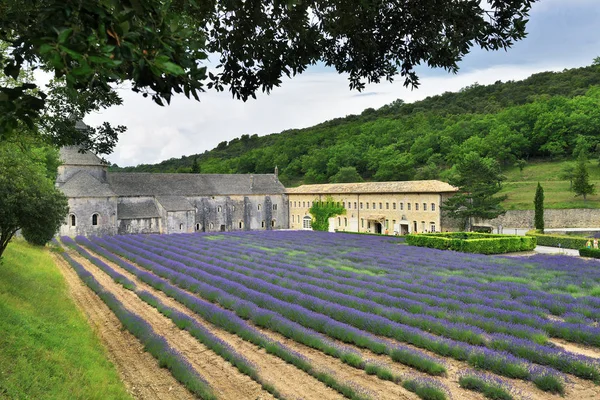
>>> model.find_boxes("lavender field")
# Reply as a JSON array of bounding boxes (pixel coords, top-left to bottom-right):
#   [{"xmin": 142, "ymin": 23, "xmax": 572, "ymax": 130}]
[{"xmin": 61, "ymin": 231, "xmax": 600, "ymax": 400}]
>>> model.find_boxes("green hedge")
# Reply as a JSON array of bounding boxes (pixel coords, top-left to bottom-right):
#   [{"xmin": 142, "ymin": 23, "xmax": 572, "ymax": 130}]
[
  {"xmin": 579, "ymin": 248, "xmax": 600, "ymax": 258},
  {"xmin": 526, "ymin": 231, "xmax": 588, "ymax": 250},
  {"xmin": 406, "ymin": 233, "xmax": 536, "ymax": 255}
]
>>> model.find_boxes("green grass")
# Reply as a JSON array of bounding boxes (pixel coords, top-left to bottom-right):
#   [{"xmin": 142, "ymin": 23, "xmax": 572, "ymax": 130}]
[
  {"xmin": 0, "ymin": 240, "xmax": 131, "ymax": 400},
  {"xmin": 501, "ymin": 159, "xmax": 600, "ymax": 209}
]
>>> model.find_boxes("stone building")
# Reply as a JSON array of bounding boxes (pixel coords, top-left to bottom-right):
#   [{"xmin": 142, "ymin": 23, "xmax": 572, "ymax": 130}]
[
  {"xmin": 57, "ymin": 146, "xmax": 288, "ymax": 237},
  {"xmin": 286, "ymin": 181, "xmax": 458, "ymax": 234}
]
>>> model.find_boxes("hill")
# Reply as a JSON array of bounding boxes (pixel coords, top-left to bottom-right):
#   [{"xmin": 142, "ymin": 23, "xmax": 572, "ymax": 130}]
[{"xmin": 113, "ymin": 63, "xmax": 600, "ymax": 208}]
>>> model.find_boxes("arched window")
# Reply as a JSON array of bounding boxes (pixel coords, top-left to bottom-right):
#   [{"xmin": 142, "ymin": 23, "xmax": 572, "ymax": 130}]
[
  {"xmin": 92, "ymin": 213, "xmax": 99, "ymax": 226},
  {"xmin": 271, "ymin": 219, "xmax": 275, "ymax": 227},
  {"xmin": 217, "ymin": 206, "xmax": 222, "ymax": 213},
  {"xmin": 257, "ymin": 204, "xmax": 262, "ymax": 211},
  {"xmin": 302, "ymin": 216, "xmax": 312, "ymax": 230},
  {"xmin": 196, "ymin": 223, "xmax": 200, "ymax": 231},
  {"xmin": 70, "ymin": 214, "xmax": 76, "ymax": 227},
  {"xmin": 261, "ymin": 220, "xmax": 265, "ymax": 228},
  {"xmin": 239, "ymin": 221, "xmax": 243, "ymax": 229},
  {"xmin": 179, "ymin": 223, "xmax": 183, "ymax": 230}
]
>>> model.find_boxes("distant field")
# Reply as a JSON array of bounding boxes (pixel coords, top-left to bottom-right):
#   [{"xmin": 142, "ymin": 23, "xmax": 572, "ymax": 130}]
[{"xmin": 501, "ymin": 159, "xmax": 600, "ymax": 209}]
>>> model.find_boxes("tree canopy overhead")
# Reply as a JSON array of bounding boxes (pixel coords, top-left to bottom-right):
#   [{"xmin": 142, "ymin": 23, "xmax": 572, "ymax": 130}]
[{"xmin": 1, "ymin": 0, "xmax": 535, "ymax": 151}]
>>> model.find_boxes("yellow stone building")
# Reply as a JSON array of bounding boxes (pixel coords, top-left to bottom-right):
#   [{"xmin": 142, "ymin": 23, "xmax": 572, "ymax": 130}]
[{"xmin": 287, "ymin": 180, "xmax": 458, "ymax": 234}]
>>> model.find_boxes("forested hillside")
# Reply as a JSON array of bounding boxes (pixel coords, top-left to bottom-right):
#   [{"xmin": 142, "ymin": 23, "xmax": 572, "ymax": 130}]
[{"xmin": 114, "ymin": 64, "xmax": 600, "ymax": 187}]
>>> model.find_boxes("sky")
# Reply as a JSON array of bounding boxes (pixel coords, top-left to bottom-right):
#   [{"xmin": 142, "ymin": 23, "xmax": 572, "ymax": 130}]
[{"xmin": 83, "ymin": 0, "xmax": 600, "ymax": 167}]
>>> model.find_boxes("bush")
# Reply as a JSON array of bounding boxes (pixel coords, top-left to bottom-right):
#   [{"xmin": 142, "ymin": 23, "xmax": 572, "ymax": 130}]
[
  {"xmin": 579, "ymin": 247, "xmax": 600, "ymax": 258},
  {"xmin": 406, "ymin": 233, "xmax": 536, "ymax": 254},
  {"xmin": 526, "ymin": 231, "xmax": 587, "ymax": 249}
]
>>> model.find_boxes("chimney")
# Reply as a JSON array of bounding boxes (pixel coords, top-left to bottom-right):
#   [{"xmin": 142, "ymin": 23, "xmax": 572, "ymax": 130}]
[
  {"xmin": 250, "ymin": 175, "xmax": 254, "ymax": 190},
  {"xmin": 274, "ymin": 165, "xmax": 279, "ymax": 181}
]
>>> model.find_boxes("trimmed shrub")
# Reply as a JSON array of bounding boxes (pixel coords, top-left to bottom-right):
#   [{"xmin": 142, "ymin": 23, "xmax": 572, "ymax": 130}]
[
  {"xmin": 406, "ymin": 233, "xmax": 536, "ymax": 254},
  {"xmin": 579, "ymin": 247, "xmax": 600, "ymax": 258},
  {"xmin": 526, "ymin": 231, "xmax": 587, "ymax": 249}
]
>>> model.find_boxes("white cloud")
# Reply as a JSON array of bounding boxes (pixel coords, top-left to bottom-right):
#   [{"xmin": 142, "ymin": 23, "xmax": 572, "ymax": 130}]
[
  {"xmin": 85, "ymin": 59, "xmax": 587, "ymax": 167},
  {"xmin": 80, "ymin": 0, "xmax": 599, "ymax": 167}
]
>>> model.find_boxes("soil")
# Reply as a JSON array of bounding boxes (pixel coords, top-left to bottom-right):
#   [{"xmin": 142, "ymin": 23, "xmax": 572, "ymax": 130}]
[
  {"xmin": 63, "ymin": 249, "xmax": 275, "ymax": 400},
  {"xmin": 549, "ymin": 338, "xmax": 600, "ymax": 359},
  {"xmin": 57, "ymin": 244, "xmax": 600, "ymax": 400},
  {"xmin": 81, "ymin": 247, "xmax": 417, "ymax": 400},
  {"xmin": 65, "ymin": 249, "xmax": 341, "ymax": 400},
  {"xmin": 52, "ymin": 254, "xmax": 196, "ymax": 400}
]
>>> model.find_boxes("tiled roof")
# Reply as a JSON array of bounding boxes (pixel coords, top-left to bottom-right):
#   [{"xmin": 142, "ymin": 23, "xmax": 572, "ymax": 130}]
[
  {"xmin": 286, "ymin": 180, "xmax": 458, "ymax": 194},
  {"xmin": 107, "ymin": 173, "xmax": 285, "ymax": 196},
  {"xmin": 117, "ymin": 200, "xmax": 160, "ymax": 219},
  {"xmin": 59, "ymin": 146, "xmax": 107, "ymax": 166},
  {"xmin": 58, "ymin": 171, "xmax": 116, "ymax": 197},
  {"xmin": 156, "ymin": 196, "xmax": 195, "ymax": 211}
]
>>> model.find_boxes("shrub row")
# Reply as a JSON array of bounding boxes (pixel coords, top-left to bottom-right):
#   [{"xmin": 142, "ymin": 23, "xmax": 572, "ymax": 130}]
[
  {"xmin": 80, "ymin": 236, "xmax": 376, "ymax": 400},
  {"xmin": 526, "ymin": 231, "xmax": 587, "ymax": 249},
  {"xmin": 62, "ymin": 237, "xmax": 284, "ymax": 399},
  {"xmin": 406, "ymin": 234, "xmax": 536, "ymax": 254},
  {"xmin": 579, "ymin": 247, "xmax": 600, "ymax": 258},
  {"xmin": 103, "ymin": 235, "xmax": 571, "ymax": 392},
  {"xmin": 60, "ymin": 252, "xmax": 217, "ymax": 400}
]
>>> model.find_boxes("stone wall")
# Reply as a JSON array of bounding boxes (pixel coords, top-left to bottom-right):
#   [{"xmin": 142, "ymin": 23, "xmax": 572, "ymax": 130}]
[
  {"xmin": 477, "ymin": 209, "xmax": 600, "ymax": 229},
  {"xmin": 118, "ymin": 217, "xmax": 160, "ymax": 234},
  {"xmin": 60, "ymin": 196, "xmax": 118, "ymax": 237}
]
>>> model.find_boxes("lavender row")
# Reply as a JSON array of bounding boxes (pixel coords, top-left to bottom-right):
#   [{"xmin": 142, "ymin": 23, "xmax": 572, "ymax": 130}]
[
  {"xmin": 60, "ymin": 251, "xmax": 217, "ymax": 400},
  {"xmin": 61, "ymin": 236, "xmax": 282, "ymax": 397},
  {"xmin": 150, "ymin": 234, "xmax": 552, "ymax": 344},
  {"xmin": 166, "ymin": 234, "xmax": 600, "ymax": 343},
  {"xmin": 78, "ymin": 236, "xmax": 408, "ymax": 397},
  {"xmin": 117, "ymin": 234, "xmax": 600, "ymax": 383},
  {"xmin": 228, "ymin": 230, "xmax": 600, "ymax": 301},
  {"xmin": 225, "ymin": 231, "xmax": 600, "ymax": 318},
  {"xmin": 101, "ymin": 236, "xmax": 567, "ymax": 391},
  {"xmin": 189, "ymin": 234, "xmax": 600, "ymax": 345}
]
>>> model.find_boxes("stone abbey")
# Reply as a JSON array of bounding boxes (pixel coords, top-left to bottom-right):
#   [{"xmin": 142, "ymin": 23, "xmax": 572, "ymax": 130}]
[{"xmin": 57, "ymin": 147, "xmax": 457, "ymax": 237}]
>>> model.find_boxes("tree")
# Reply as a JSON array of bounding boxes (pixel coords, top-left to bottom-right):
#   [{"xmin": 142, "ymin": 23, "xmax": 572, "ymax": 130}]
[
  {"xmin": 515, "ymin": 159, "xmax": 527, "ymax": 174},
  {"xmin": 1, "ymin": 1, "xmax": 535, "ymax": 151},
  {"xmin": 191, "ymin": 157, "xmax": 200, "ymax": 174},
  {"xmin": 329, "ymin": 167, "xmax": 363, "ymax": 183},
  {"xmin": 0, "ymin": 143, "xmax": 68, "ymax": 258},
  {"xmin": 534, "ymin": 182, "xmax": 544, "ymax": 232},
  {"xmin": 441, "ymin": 152, "xmax": 507, "ymax": 231},
  {"xmin": 0, "ymin": 41, "xmax": 126, "ymax": 155},
  {"xmin": 573, "ymin": 153, "xmax": 595, "ymax": 202}
]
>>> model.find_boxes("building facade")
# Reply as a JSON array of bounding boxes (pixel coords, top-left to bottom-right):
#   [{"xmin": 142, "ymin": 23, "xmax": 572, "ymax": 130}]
[
  {"xmin": 57, "ymin": 147, "xmax": 289, "ymax": 237},
  {"xmin": 287, "ymin": 181, "xmax": 458, "ymax": 234}
]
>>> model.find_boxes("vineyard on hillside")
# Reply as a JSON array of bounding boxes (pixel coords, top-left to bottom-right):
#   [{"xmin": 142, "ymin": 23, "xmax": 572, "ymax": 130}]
[{"xmin": 58, "ymin": 231, "xmax": 600, "ymax": 400}]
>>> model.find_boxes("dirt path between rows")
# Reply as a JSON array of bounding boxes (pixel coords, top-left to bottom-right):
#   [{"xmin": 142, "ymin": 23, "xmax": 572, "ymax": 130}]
[
  {"xmin": 81, "ymin": 246, "xmax": 419, "ymax": 400},
  {"xmin": 65, "ymin": 250, "xmax": 276, "ymax": 400},
  {"xmin": 52, "ymin": 254, "xmax": 196, "ymax": 400},
  {"xmin": 77, "ymin": 244, "xmax": 600, "ymax": 400},
  {"xmin": 549, "ymin": 338, "xmax": 600, "ymax": 359}
]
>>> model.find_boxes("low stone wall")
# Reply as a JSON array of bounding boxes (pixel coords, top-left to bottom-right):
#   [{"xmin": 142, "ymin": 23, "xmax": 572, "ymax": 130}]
[{"xmin": 478, "ymin": 209, "xmax": 600, "ymax": 229}]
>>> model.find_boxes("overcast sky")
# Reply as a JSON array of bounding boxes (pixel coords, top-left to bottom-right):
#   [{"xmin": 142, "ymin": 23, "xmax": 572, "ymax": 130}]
[{"xmin": 84, "ymin": 0, "xmax": 600, "ymax": 167}]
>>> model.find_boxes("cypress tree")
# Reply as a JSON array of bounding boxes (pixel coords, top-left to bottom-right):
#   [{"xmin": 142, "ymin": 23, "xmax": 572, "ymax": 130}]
[{"xmin": 534, "ymin": 182, "xmax": 544, "ymax": 232}]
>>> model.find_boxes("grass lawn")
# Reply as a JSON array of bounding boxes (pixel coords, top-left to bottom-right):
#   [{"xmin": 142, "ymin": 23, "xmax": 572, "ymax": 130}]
[
  {"xmin": 501, "ymin": 159, "xmax": 600, "ymax": 209},
  {"xmin": 0, "ymin": 240, "xmax": 131, "ymax": 400}
]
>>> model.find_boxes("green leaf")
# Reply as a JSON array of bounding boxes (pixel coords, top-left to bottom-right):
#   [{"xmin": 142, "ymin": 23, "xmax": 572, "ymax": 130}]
[
  {"xmin": 71, "ymin": 64, "xmax": 94, "ymax": 76},
  {"xmin": 58, "ymin": 45, "xmax": 84, "ymax": 60},
  {"xmin": 58, "ymin": 28, "xmax": 73, "ymax": 44},
  {"xmin": 39, "ymin": 44, "xmax": 54, "ymax": 55},
  {"xmin": 157, "ymin": 60, "xmax": 185, "ymax": 75}
]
